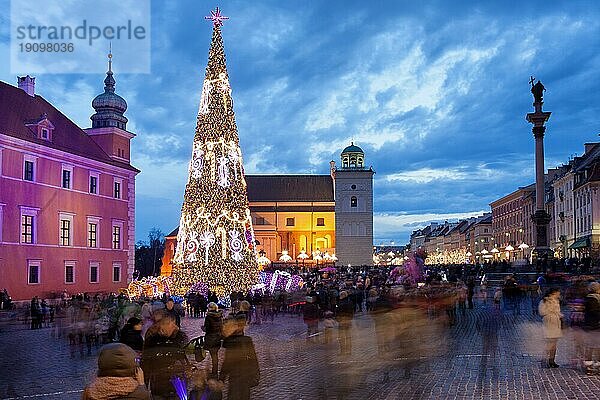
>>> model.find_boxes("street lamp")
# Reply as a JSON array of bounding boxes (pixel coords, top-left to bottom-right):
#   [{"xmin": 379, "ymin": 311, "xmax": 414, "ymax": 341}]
[
  {"xmin": 298, "ymin": 249, "xmax": 309, "ymax": 264},
  {"xmin": 505, "ymin": 244, "xmax": 514, "ymax": 262},
  {"xmin": 491, "ymin": 247, "xmax": 500, "ymax": 261},
  {"xmin": 518, "ymin": 242, "xmax": 529, "ymax": 261},
  {"xmin": 279, "ymin": 250, "xmax": 292, "ymax": 263}
]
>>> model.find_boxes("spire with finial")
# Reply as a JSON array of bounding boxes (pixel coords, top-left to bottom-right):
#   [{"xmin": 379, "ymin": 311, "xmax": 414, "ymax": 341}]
[
  {"xmin": 103, "ymin": 42, "xmax": 116, "ymax": 93},
  {"xmin": 90, "ymin": 43, "xmax": 127, "ymax": 129}
]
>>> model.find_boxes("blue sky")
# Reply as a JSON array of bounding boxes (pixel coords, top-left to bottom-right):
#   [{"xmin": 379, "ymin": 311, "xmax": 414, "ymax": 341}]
[{"xmin": 1, "ymin": 0, "xmax": 599, "ymax": 245}]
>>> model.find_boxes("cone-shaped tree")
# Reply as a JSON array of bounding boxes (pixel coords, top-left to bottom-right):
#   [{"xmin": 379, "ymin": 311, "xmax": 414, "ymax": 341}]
[{"xmin": 171, "ymin": 10, "xmax": 258, "ymax": 299}]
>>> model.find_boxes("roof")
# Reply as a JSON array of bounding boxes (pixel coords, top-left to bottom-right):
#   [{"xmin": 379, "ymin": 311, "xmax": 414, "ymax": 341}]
[
  {"xmin": 245, "ymin": 175, "xmax": 334, "ymax": 202},
  {"xmin": 165, "ymin": 174, "xmax": 335, "ymax": 239},
  {"xmin": 0, "ymin": 80, "xmax": 138, "ymax": 172},
  {"xmin": 342, "ymin": 143, "xmax": 364, "ymax": 154}
]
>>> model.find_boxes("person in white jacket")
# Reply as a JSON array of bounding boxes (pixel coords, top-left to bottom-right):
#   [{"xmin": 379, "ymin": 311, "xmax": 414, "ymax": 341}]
[{"xmin": 538, "ymin": 288, "xmax": 563, "ymax": 368}]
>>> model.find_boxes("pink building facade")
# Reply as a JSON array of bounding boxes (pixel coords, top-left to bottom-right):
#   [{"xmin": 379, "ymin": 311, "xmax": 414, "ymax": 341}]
[{"xmin": 0, "ymin": 69, "xmax": 139, "ymax": 300}]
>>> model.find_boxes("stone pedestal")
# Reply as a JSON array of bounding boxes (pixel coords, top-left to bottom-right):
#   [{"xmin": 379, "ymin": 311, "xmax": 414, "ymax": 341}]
[{"xmin": 531, "ymin": 209, "xmax": 553, "ymax": 263}]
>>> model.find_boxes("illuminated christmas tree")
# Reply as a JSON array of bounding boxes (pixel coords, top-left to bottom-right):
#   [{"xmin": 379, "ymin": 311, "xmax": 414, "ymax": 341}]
[{"xmin": 171, "ymin": 8, "xmax": 259, "ymax": 299}]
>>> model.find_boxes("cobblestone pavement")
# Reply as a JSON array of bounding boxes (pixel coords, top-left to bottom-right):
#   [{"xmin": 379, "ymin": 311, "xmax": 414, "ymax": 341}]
[{"xmin": 1, "ymin": 299, "xmax": 599, "ymax": 400}]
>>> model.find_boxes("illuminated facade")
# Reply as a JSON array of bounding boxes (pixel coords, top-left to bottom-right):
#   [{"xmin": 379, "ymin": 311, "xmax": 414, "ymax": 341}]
[
  {"xmin": 0, "ymin": 68, "xmax": 138, "ymax": 300},
  {"xmin": 161, "ymin": 143, "xmax": 375, "ymax": 274}
]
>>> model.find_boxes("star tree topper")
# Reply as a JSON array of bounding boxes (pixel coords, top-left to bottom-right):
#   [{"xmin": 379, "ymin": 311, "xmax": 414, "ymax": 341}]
[{"xmin": 205, "ymin": 7, "xmax": 229, "ymax": 27}]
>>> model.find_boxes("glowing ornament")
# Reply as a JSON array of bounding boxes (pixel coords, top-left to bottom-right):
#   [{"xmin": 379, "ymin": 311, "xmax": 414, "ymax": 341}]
[
  {"xmin": 186, "ymin": 231, "xmax": 200, "ymax": 262},
  {"xmin": 199, "ymin": 79, "xmax": 213, "ymax": 115},
  {"xmin": 189, "ymin": 143, "xmax": 204, "ymax": 179},
  {"xmin": 228, "ymin": 148, "xmax": 240, "ymax": 179},
  {"xmin": 217, "ymin": 156, "xmax": 230, "ymax": 187},
  {"xmin": 229, "ymin": 230, "xmax": 244, "ymax": 261},
  {"xmin": 199, "ymin": 231, "xmax": 216, "ymax": 265}
]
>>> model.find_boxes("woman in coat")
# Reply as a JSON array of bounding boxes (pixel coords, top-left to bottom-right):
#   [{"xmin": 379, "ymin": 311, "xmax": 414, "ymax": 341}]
[
  {"xmin": 203, "ymin": 302, "xmax": 224, "ymax": 377},
  {"xmin": 538, "ymin": 288, "xmax": 563, "ymax": 368}
]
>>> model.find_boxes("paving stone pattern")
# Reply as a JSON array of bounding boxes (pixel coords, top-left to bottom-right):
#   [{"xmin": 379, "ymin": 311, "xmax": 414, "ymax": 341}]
[{"xmin": 0, "ymin": 298, "xmax": 599, "ymax": 400}]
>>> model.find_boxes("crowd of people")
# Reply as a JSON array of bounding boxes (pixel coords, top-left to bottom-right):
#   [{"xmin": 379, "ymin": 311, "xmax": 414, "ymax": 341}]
[{"xmin": 2, "ymin": 262, "xmax": 599, "ymax": 399}]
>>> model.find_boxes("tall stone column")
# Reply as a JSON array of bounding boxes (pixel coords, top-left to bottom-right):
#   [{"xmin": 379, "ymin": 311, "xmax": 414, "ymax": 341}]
[{"xmin": 526, "ymin": 79, "xmax": 552, "ymax": 262}]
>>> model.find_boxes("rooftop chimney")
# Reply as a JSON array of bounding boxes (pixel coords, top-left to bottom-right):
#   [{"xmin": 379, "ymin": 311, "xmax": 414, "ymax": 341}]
[
  {"xmin": 17, "ymin": 75, "xmax": 35, "ymax": 96},
  {"xmin": 584, "ymin": 142, "xmax": 597, "ymax": 155}
]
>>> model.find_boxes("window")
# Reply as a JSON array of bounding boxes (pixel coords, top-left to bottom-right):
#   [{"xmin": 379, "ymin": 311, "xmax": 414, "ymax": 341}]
[
  {"xmin": 24, "ymin": 160, "xmax": 34, "ymax": 181},
  {"xmin": 20, "ymin": 207, "xmax": 38, "ymax": 244},
  {"xmin": 113, "ymin": 263, "xmax": 121, "ymax": 282},
  {"xmin": 41, "ymin": 128, "xmax": 48, "ymax": 139},
  {"xmin": 61, "ymin": 165, "xmax": 73, "ymax": 189},
  {"xmin": 90, "ymin": 263, "xmax": 99, "ymax": 283},
  {"xmin": 89, "ymin": 175, "xmax": 98, "ymax": 194},
  {"xmin": 255, "ymin": 216, "xmax": 266, "ymax": 225},
  {"xmin": 114, "ymin": 179, "xmax": 122, "ymax": 199},
  {"xmin": 65, "ymin": 262, "xmax": 75, "ymax": 284},
  {"xmin": 58, "ymin": 213, "xmax": 74, "ymax": 246},
  {"xmin": 63, "ymin": 169, "xmax": 71, "ymax": 189},
  {"xmin": 351, "ymin": 196, "xmax": 357, "ymax": 208},
  {"xmin": 88, "ymin": 222, "xmax": 97, "ymax": 248},
  {"xmin": 21, "ymin": 215, "xmax": 34, "ymax": 243},
  {"xmin": 316, "ymin": 218, "xmax": 325, "ymax": 226},
  {"xmin": 286, "ymin": 217, "xmax": 295, "ymax": 226},
  {"xmin": 28, "ymin": 261, "xmax": 40, "ymax": 284},
  {"xmin": 112, "ymin": 225, "xmax": 121, "ymax": 249},
  {"xmin": 60, "ymin": 219, "xmax": 71, "ymax": 246}
]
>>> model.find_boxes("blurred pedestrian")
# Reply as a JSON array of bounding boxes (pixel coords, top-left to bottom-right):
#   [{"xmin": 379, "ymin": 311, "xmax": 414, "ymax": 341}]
[
  {"xmin": 337, "ymin": 291, "xmax": 355, "ymax": 355},
  {"xmin": 303, "ymin": 295, "xmax": 320, "ymax": 341},
  {"xmin": 141, "ymin": 312, "xmax": 189, "ymax": 398},
  {"xmin": 120, "ymin": 317, "xmax": 144, "ymax": 352},
  {"xmin": 538, "ymin": 288, "xmax": 563, "ymax": 368},
  {"xmin": 583, "ymin": 282, "xmax": 600, "ymax": 375},
  {"xmin": 164, "ymin": 298, "xmax": 183, "ymax": 328},
  {"xmin": 82, "ymin": 342, "xmax": 150, "ymax": 399},
  {"xmin": 221, "ymin": 319, "xmax": 260, "ymax": 400},
  {"xmin": 203, "ymin": 302, "xmax": 224, "ymax": 378},
  {"xmin": 322, "ymin": 311, "xmax": 337, "ymax": 345}
]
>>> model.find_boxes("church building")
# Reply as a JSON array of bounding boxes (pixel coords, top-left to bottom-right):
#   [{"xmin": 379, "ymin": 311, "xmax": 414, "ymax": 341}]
[{"xmin": 161, "ymin": 143, "xmax": 374, "ymax": 274}]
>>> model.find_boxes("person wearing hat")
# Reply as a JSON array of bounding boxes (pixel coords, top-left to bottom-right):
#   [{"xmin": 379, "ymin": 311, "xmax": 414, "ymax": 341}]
[
  {"xmin": 203, "ymin": 302, "xmax": 224, "ymax": 377},
  {"xmin": 82, "ymin": 342, "xmax": 150, "ymax": 399},
  {"xmin": 120, "ymin": 317, "xmax": 144, "ymax": 352}
]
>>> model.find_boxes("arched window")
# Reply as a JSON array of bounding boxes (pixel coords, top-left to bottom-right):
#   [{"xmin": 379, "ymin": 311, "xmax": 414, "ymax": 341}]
[
  {"xmin": 350, "ymin": 157, "xmax": 357, "ymax": 167},
  {"xmin": 357, "ymin": 157, "xmax": 363, "ymax": 168},
  {"xmin": 351, "ymin": 196, "xmax": 357, "ymax": 208}
]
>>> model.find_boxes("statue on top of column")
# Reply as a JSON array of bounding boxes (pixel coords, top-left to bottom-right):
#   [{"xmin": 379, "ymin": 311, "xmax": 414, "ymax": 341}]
[{"xmin": 530, "ymin": 77, "xmax": 545, "ymax": 103}]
